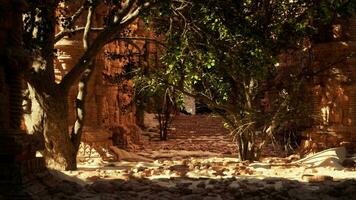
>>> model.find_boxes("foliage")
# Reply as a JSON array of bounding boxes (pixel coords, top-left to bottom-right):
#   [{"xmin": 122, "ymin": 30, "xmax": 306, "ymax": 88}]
[
  {"xmin": 148, "ymin": 0, "xmax": 356, "ymax": 160},
  {"xmin": 134, "ymin": 68, "xmax": 182, "ymax": 140}
]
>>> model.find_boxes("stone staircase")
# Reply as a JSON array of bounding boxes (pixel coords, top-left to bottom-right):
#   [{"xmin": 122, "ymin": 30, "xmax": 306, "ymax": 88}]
[
  {"xmin": 169, "ymin": 114, "xmax": 230, "ymax": 140},
  {"xmin": 141, "ymin": 114, "xmax": 237, "ymax": 154}
]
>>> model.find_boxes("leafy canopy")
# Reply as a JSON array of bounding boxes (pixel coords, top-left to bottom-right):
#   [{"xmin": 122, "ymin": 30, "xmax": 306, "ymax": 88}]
[{"xmin": 144, "ymin": 0, "xmax": 356, "ymax": 160}]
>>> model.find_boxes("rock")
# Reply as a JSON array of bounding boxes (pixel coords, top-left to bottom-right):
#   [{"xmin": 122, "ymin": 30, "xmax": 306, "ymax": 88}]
[
  {"xmin": 169, "ymin": 164, "xmax": 189, "ymax": 176},
  {"xmin": 296, "ymin": 147, "xmax": 346, "ymax": 169},
  {"xmin": 249, "ymin": 163, "xmax": 271, "ymax": 170},
  {"xmin": 223, "ymin": 150, "xmax": 232, "ymax": 154},
  {"xmin": 86, "ymin": 175, "xmax": 101, "ymax": 182},
  {"xmin": 120, "ymin": 180, "xmax": 140, "ymax": 191},
  {"xmin": 341, "ymin": 158, "xmax": 356, "ymax": 168},
  {"xmin": 181, "ymin": 194, "xmax": 204, "ymax": 200},
  {"xmin": 287, "ymin": 188, "xmax": 317, "ymax": 200},
  {"xmin": 90, "ymin": 180, "xmax": 116, "ymax": 193},
  {"xmin": 302, "ymin": 175, "xmax": 333, "ymax": 182},
  {"xmin": 228, "ymin": 181, "xmax": 240, "ymax": 190},
  {"xmin": 109, "ymin": 146, "xmax": 153, "ymax": 162},
  {"xmin": 264, "ymin": 177, "xmax": 284, "ymax": 184},
  {"xmin": 203, "ymin": 195, "xmax": 223, "ymax": 200},
  {"xmin": 163, "ymin": 169, "xmax": 172, "ymax": 176},
  {"xmin": 287, "ymin": 154, "xmax": 300, "ymax": 161},
  {"xmin": 317, "ymin": 157, "xmax": 344, "ymax": 169},
  {"xmin": 191, "ymin": 188, "xmax": 205, "ymax": 194},
  {"xmin": 334, "ymin": 179, "xmax": 356, "ymax": 194},
  {"xmin": 274, "ymin": 181, "xmax": 283, "ymax": 191},
  {"xmin": 51, "ymin": 180, "xmax": 82, "ymax": 195},
  {"xmin": 196, "ymin": 181, "xmax": 206, "ymax": 188},
  {"xmin": 157, "ymin": 191, "xmax": 175, "ymax": 199},
  {"xmin": 132, "ymin": 166, "xmax": 146, "ymax": 173},
  {"xmin": 207, "ymin": 179, "xmax": 218, "ymax": 185},
  {"xmin": 109, "ymin": 179, "xmax": 125, "ymax": 188},
  {"xmin": 177, "ymin": 182, "xmax": 192, "ymax": 189},
  {"xmin": 343, "ymin": 185, "xmax": 356, "ymax": 197},
  {"xmin": 205, "ymin": 184, "xmax": 214, "ymax": 190}
]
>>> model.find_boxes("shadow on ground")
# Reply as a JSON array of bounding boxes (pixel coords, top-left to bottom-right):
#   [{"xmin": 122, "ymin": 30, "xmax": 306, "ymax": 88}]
[{"xmin": 2, "ymin": 168, "xmax": 355, "ymax": 200}]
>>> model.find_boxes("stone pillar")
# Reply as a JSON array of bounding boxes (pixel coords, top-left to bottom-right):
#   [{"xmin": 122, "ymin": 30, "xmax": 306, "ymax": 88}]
[{"xmin": 0, "ymin": 1, "xmax": 45, "ymax": 198}]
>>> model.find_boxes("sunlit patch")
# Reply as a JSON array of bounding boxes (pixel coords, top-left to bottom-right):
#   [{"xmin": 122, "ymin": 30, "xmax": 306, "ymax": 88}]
[
  {"xmin": 36, "ymin": 151, "xmax": 43, "ymax": 157},
  {"xmin": 60, "ymin": 146, "xmax": 356, "ymax": 188}
]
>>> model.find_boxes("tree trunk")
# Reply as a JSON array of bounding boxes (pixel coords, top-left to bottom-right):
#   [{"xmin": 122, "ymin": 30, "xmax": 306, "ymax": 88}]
[
  {"xmin": 238, "ymin": 136, "xmax": 256, "ymax": 161},
  {"xmin": 24, "ymin": 85, "xmax": 77, "ymax": 170},
  {"xmin": 42, "ymin": 109, "xmax": 77, "ymax": 170},
  {"xmin": 23, "ymin": 3, "xmax": 78, "ymax": 170}
]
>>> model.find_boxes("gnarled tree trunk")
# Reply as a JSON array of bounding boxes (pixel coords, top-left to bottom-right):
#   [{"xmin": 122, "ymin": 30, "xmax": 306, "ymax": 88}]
[
  {"xmin": 24, "ymin": 85, "xmax": 77, "ymax": 170},
  {"xmin": 22, "ymin": 0, "xmax": 147, "ymax": 170}
]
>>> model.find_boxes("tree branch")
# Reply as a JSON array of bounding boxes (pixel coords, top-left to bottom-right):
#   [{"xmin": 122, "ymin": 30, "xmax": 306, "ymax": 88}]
[
  {"xmin": 55, "ymin": 27, "xmax": 104, "ymax": 43},
  {"xmin": 83, "ymin": 6, "xmax": 94, "ymax": 50},
  {"xmin": 59, "ymin": 1, "xmax": 148, "ymax": 93},
  {"xmin": 71, "ymin": 4, "xmax": 86, "ymax": 24},
  {"xmin": 109, "ymin": 36, "xmax": 167, "ymax": 48},
  {"xmin": 55, "ymin": 4, "xmax": 86, "ymax": 42},
  {"xmin": 70, "ymin": 3, "xmax": 96, "ymax": 150},
  {"xmin": 116, "ymin": 0, "xmax": 138, "ymax": 22},
  {"xmin": 70, "ymin": 63, "xmax": 95, "ymax": 149},
  {"xmin": 157, "ymin": 77, "xmax": 234, "ymax": 113}
]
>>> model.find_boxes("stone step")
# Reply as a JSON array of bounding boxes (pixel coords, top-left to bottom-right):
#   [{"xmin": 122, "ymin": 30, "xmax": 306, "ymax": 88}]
[
  {"xmin": 171, "ymin": 133, "xmax": 229, "ymax": 136},
  {"xmin": 170, "ymin": 126, "xmax": 226, "ymax": 130},
  {"xmin": 172, "ymin": 122, "xmax": 224, "ymax": 126},
  {"xmin": 171, "ymin": 124, "xmax": 224, "ymax": 127},
  {"xmin": 171, "ymin": 122, "xmax": 221, "ymax": 124},
  {"xmin": 168, "ymin": 114, "xmax": 230, "ymax": 141},
  {"xmin": 171, "ymin": 131, "xmax": 228, "ymax": 134}
]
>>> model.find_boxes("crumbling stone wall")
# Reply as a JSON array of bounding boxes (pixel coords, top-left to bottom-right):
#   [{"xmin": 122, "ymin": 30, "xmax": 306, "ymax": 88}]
[
  {"xmin": 55, "ymin": 4, "xmax": 146, "ymax": 150},
  {"xmin": 0, "ymin": 1, "xmax": 46, "ymax": 197},
  {"xmin": 281, "ymin": 18, "xmax": 356, "ymax": 154}
]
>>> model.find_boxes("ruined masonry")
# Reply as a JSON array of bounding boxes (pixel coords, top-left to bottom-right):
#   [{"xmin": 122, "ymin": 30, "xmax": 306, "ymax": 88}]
[
  {"xmin": 283, "ymin": 18, "xmax": 356, "ymax": 154},
  {"xmin": 54, "ymin": 4, "xmax": 156, "ymax": 152},
  {"xmin": 0, "ymin": 0, "xmax": 46, "ymax": 198},
  {"xmin": 54, "ymin": 2, "xmax": 356, "ymax": 156}
]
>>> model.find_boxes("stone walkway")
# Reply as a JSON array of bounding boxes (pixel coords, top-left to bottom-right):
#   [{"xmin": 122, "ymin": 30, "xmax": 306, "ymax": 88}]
[
  {"xmin": 141, "ymin": 114, "xmax": 236, "ymax": 155},
  {"xmin": 9, "ymin": 114, "xmax": 356, "ymax": 199}
]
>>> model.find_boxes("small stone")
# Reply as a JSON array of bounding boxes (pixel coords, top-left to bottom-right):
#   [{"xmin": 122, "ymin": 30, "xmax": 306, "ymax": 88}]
[
  {"xmin": 203, "ymin": 195, "xmax": 223, "ymax": 200},
  {"xmin": 342, "ymin": 184, "xmax": 356, "ymax": 194},
  {"xmin": 51, "ymin": 180, "xmax": 82, "ymax": 195},
  {"xmin": 302, "ymin": 175, "xmax": 333, "ymax": 183},
  {"xmin": 90, "ymin": 180, "xmax": 116, "ymax": 193},
  {"xmin": 228, "ymin": 181, "xmax": 240, "ymax": 189},
  {"xmin": 196, "ymin": 181, "xmax": 206, "ymax": 188},
  {"xmin": 274, "ymin": 181, "xmax": 283, "ymax": 191},
  {"xmin": 342, "ymin": 158, "xmax": 356, "ymax": 168},
  {"xmin": 86, "ymin": 175, "xmax": 100, "ymax": 182},
  {"xmin": 132, "ymin": 166, "xmax": 146, "ymax": 173},
  {"xmin": 181, "ymin": 194, "xmax": 203, "ymax": 200},
  {"xmin": 205, "ymin": 184, "xmax": 214, "ymax": 190}
]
